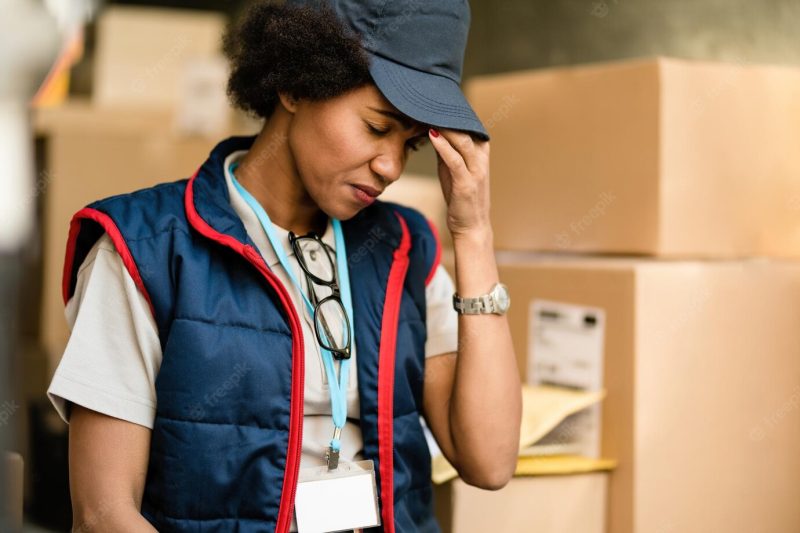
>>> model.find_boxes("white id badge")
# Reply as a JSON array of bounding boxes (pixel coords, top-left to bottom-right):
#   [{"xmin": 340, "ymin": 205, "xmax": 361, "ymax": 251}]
[{"xmin": 294, "ymin": 460, "xmax": 381, "ymax": 533}]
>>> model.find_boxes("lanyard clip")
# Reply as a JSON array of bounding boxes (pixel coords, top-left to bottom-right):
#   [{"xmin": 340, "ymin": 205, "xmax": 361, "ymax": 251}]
[
  {"xmin": 325, "ymin": 446, "xmax": 340, "ymax": 471},
  {"xmin": 326, "ymin": 427, "xmax": 343, "ymax": 471}
]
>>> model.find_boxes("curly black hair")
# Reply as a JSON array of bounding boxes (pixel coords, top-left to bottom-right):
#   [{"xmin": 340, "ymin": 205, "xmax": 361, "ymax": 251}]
[{"xmin": 223, "ymin": 2, "xmax": 373, "ymax": 119}]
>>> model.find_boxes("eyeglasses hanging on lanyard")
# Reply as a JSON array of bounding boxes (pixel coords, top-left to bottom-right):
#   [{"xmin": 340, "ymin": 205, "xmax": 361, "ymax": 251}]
[
  {"xmin": 229, "ymin": 162, "xmax": 354, "ymax": 471},
  {"xmin": 288, "ymin": 232, "xmax": 352, "ymax": 360}
]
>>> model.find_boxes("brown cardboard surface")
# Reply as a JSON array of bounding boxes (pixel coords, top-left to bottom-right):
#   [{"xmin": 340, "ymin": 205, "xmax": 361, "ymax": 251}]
[
  {"xmin": 497, "ymin": 254, "xmax": 800, "ymax": 533},
  {"xmin": 93, "ymin": 6, "xmax": 226, "ymax": 109},
  {"xmin": 434, "ymin": 472, "xmax": 608, "ymax": 533},
  {"xmin": 467, "ymin": 57, "xmax": 800, "ymax": 258}
]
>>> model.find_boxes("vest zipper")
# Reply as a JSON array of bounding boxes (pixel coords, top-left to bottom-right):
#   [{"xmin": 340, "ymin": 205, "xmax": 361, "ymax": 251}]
[
  {"xmin": 243, "ymin": 245, "xmax": 305, "ymax": 533},
  {"xmin": 186, "ymin": 176, "xmax": 305, "ymax": 533},
  {"xmin": 376, "ymin": 213, "xmax": 412, "ymax": 533}
]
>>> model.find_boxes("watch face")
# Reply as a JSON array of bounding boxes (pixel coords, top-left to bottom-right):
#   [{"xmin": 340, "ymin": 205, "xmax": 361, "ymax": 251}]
[{"xmin": 493, "ymin": 283, "xmax": 510, "ymax": 312}]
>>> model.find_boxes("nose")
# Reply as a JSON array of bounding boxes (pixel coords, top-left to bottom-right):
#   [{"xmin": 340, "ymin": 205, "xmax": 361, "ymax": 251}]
[{"xmin": 369, "ymin": 143, "xmax": 406, "ymax": 186}]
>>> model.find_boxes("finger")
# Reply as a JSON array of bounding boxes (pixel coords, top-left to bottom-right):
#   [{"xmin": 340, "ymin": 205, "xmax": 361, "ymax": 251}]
[
  {"xmin": 428, "ymin": 129, "xmax": 467, "ymax": 174},
  {"xmin": 437, "ymin": 128, "xmax": 487, "ymax": 173}
]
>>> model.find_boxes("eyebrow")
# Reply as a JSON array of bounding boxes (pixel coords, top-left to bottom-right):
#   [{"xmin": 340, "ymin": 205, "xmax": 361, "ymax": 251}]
[{"xmin": 368, "ymin": 106, "xmax": 424, "ymax": 132}]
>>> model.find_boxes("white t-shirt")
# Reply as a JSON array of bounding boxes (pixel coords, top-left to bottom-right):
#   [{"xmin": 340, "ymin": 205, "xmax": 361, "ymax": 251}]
[{"xmin": 48, "ymin": 149, "xmax": 458, "ymax": 471}]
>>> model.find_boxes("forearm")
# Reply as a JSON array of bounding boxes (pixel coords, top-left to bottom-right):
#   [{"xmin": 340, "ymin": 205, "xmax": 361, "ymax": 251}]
[
  {"xmin": 448, "ymin": 225, "xmax": 521, "ymax": 489},
  {"xmin": 69, "ymin": 406, "xmax": 156, "ymax": 533}
]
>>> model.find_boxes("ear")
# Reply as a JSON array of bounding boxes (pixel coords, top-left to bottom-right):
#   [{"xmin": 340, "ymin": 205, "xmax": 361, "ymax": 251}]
[{"xmin": 278, "ymin": 92, "xmax": 299, "ymax": 113}]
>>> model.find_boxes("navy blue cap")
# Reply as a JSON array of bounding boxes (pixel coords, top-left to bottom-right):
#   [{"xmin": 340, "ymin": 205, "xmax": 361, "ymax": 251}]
[{"xmin": 286, "ymin": 0, "xmax": 489, "ymax": 140}]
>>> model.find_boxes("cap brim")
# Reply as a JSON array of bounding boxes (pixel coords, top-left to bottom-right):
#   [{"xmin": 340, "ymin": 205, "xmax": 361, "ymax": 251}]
[{"xmin": 367, "ymin": 53, "xmax": 489, "ymax": 141}]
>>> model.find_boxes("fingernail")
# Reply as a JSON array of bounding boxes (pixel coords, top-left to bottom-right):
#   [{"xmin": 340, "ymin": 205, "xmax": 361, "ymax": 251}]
[{"xmin": 429, "ymin": 128, "xmax": 440, "ymax": 138}]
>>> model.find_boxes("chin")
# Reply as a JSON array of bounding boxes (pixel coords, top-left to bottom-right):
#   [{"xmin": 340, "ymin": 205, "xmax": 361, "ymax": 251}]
[
  {"xmin": 332, "ymin": 204, "xmax": 364, "ymax": 221},
  {"xmin": 327, "ymin": 195, "xmax": 374, "ymax": 221},
  {"xmin": 315, "ymin": 185, "xmax": 378, "ymax": 221},
  {"xmin": 316, "ymin": 200, "xmax": 358, "ymax": 222}
]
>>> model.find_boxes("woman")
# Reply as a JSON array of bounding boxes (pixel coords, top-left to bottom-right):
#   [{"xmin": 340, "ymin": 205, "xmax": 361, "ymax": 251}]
[{"xmin": 48, "ymin": 1, "xmax": 521, "ymax": 531}]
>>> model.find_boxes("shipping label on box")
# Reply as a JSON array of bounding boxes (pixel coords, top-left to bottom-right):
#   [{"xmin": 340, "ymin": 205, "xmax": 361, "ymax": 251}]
[{"xmin": 529, "ymin": 299, "xmax": 606, "ymax": 457}]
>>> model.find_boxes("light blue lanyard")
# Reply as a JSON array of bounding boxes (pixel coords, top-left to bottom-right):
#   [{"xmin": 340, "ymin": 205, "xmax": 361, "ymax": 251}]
[{"xmin": 229, "ymin": 162, "xmax": 353, "ymax": 456}]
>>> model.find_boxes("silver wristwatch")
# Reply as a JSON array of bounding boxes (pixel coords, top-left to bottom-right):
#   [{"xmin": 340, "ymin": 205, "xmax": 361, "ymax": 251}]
[{"xmin": 452, "ymin": 282, "xmax": 511, "ymax": 315}]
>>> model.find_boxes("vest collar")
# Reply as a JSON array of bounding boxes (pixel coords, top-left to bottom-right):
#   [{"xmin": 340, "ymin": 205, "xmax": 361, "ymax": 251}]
[{"xmin": 185, "ymin": 135, "xmax": 257, "ymax": 247}]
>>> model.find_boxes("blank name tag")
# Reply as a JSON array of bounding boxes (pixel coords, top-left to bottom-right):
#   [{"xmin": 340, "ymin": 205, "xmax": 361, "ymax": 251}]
[{"xmin": 295, "ymin": 460, "xmax": 381, "ymax": 533}]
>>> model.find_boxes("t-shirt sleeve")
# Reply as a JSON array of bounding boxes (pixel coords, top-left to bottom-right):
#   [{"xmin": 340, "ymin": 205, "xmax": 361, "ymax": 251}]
[
  {"xmin": 424, "ymin": 264, "xmax": 459, "ymax": 358},
  {"xmin": 46, "ymin": 233, "xmax": 162, "ymax": 429}
]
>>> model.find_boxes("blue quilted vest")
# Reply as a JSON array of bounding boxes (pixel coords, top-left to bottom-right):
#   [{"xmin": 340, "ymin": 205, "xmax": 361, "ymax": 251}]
[{"xmin": 62, "ymin": 135, "xmax": 444, "ymax": 532}]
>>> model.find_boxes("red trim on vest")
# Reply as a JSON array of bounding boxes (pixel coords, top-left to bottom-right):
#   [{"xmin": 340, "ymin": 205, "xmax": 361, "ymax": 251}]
[
  {"xmin": 184, "ymin": 169, "xmax": 305, "ymax": 533},
  {"xmin": 377, "ymin": 212, "xmax": 412, "ymax": 533},
  {"xmin": 424, "ymin": 218, "xmax": 442, "ymax": 287},
  {"xmin": 62, "ymin": 207, "xmax": 156, "ymax": 318},
  {"xmin": 62, "ymin": 215, "xmax": 82, "ymax": 305}
]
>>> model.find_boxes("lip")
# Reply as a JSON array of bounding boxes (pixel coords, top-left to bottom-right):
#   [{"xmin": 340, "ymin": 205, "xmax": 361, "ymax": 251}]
[
  {"xmin": 352, "ymin": 185, "xmax": 375, "ymax": 207},
  {"xmin": 352, "ymin": 184, "xmax": 383, "ymax": 198},
  {"xmin": 350, "ymin": 184, "xmax": 381, "ymax": 206}
]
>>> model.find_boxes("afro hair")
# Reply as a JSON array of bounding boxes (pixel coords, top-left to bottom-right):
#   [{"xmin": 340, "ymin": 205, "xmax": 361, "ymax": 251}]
[{"xmin": 223, "ymin": 2, "xmax": 373, "ymax": 119}]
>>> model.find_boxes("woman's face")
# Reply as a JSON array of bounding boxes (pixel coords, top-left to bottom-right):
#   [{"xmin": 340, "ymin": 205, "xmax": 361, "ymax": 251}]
[{"xmin": 285, "ymin": 83, "xmax": 430, "ymax": 220}]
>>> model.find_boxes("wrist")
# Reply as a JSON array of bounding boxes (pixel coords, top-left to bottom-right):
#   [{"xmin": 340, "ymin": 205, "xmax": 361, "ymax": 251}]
[
  {"xmin": 451, "ymin": 224, "xmax": 494, "ymax": 247},
  {"xmin": 451, "ymin": 224, "xmax": 500, "ymax": 298}
]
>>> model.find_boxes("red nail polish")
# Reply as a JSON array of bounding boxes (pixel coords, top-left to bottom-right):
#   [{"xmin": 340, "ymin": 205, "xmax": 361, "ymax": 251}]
[{"xmin": 429, "ymin": 128, "xmax": 440, "ymax": 138}]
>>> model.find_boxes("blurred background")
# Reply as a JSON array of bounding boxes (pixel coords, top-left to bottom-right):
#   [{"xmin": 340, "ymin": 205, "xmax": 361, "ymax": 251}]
[{"xmin": 2, "ymin": 0, "xmax": 800, "ymax": 531}]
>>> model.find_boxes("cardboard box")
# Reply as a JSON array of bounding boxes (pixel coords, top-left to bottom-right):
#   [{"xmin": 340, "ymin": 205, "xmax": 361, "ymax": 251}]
[
  {"xmin": 435, "ymin": 472, "xmax": 608, "ymax": 533},
  {"xmin": 498, "ymin": 254, "xmax": 800, "ymax": 533},
  {"xmin": 93, "ymin": 6, "xmax": 226, "ymax": 108},
  {"xmin": 467, "ymin": 57, "xmax": 800, "ymax": 258},
  {"xmin": 35, "ymin": 100, "xmax": 238, "ymax": 372}
]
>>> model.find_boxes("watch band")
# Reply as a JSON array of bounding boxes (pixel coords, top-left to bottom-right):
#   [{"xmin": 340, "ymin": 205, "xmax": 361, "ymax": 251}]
[
  {"xmin": 453, "ymin": 292, "xmax": 497, "ymax": 314},
  {"xmin": 453, "ymin": 282, "xmax": 510, "ymax": 315}
]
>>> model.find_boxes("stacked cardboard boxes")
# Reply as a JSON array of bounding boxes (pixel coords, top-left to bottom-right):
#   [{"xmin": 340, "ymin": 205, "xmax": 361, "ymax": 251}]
[{"xmin": 453, "ymin": 57, "xmax": 800, "ymax": 533}]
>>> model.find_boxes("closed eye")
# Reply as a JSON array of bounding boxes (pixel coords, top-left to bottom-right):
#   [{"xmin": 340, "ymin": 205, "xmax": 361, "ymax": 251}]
[
  {"xmin": 367, "ymin": 121, "xmax": 427, "ymax": 152},
  {"xmin": 366, "ymin": 122, "xmax": 391, "ymax": 136}
]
